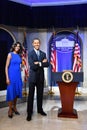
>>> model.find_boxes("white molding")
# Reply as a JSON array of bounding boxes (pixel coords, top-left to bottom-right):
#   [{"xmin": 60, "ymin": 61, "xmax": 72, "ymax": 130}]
[{"xmin": 0, "ymin": 26, "xmax": 16, "ymax": 43}]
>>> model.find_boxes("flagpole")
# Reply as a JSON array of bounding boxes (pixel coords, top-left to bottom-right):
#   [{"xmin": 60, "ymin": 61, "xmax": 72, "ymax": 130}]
[
  {"xmin": 73, "ymin": 29, "xmax": 82, "ymax": 96},
  {"xmin": 22, "ymin": 31, "xmax": 28, "ymax": 96},
  {"xmin": 48, "ymin": 31, "xmax": 56, "ymax": 95},
  {"xmin": 75, "ymin": 87, "xmax": 81, "ymax": 96},
  {"xmin": 22, "ymin": 80, "xmax": 28, "ymax": 96},
  {"xmin": 48, "ymin": 64, "xmax": 55, "ymax": 95}
]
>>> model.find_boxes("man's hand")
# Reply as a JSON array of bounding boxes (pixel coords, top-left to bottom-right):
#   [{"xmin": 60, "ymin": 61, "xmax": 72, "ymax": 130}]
[
  {"xmin": 42, "ymin": 59, "xmax": 48, "ymax": 63},
  {"xmin": 34, "ymin": 62, "xmax": 39, "ymax": 64}
]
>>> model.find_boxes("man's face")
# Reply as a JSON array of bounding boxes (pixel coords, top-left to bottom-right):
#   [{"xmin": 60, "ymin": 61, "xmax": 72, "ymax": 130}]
[{"xmin": 32, "ymin": 39, "xmax": 40, "ymax": 50}]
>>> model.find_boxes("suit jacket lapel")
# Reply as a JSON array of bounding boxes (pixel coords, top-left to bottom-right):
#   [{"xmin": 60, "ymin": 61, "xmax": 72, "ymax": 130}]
[
  {"xmin": 32, "ymin": 50, "xmax": 38, "ymax": 60},
  {"xmin": 32, "ymin": 50, "xmax": 43, "ymax": 61}
]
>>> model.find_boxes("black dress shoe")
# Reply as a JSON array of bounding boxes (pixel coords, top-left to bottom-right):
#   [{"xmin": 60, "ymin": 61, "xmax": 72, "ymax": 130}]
[
  {"xmin": 8, "ymin": 114, "xmax": 13, "ymax": 118},
  {"xmin": 8, "ymin": 111, "xmax": 13, "ymax": 118},
  {"xmin": 12, "ymin": 108, "xmax": 20, "ymax": 115},
  {"xmin": 14, "ymin": 111, "xmax": 20, "ymax": 115},
  {"xmin": 26, "ymin": 116, "xmax": 32, "ymax": 121},
  {"xmin": 38, "ymin": 111, "xmax": 47, "ymax": 116}
]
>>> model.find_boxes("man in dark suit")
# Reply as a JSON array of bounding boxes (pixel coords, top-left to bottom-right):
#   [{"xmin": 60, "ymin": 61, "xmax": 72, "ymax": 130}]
[{"xmin": 26, "ymin": 38, "xmax": 49, "ymax": 121}]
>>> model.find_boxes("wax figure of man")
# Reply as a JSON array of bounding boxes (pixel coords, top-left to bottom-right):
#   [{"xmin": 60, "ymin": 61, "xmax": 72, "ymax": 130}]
[{"xmin": 26, "ymin": 38, "xmax": 49, "ymax": 121}]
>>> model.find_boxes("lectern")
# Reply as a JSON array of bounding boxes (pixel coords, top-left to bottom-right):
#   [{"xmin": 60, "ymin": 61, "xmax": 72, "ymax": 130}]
[{"xmin": 52, "ymin": 72, "xmax": 83, "ymax": 118}]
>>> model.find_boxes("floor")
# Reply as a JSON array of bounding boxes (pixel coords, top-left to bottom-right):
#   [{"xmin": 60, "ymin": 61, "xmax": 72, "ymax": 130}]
[{"xmin": 0, "ymin": 87, "xmax": 87, "ymax": 130}]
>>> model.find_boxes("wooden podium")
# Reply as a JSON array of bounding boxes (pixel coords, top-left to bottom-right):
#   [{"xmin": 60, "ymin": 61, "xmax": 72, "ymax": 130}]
[
  {"xmin": 52, "ymin": 72, "xmax": 83, "ymax": 118},
  {"xmin": 57, "ymin": 82, "xmax": 78, "ymax": 118}
]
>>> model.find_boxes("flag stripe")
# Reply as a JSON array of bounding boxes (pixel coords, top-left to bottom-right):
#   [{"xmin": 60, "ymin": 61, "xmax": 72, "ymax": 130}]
[
  {"xmin": 22, "ymin": 47, "xmax": 29, "ymax": 82},
  {"xmin": 73, "ymin": 43, "xmax": 82, "ymax": 72},
  {"xmin": 50, "ymin": 33, "xmax": 56, "ymax": 72}
]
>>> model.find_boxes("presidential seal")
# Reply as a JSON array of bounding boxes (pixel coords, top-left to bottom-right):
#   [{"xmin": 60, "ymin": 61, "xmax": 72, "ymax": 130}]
[{"xmin": 62, "ymin": 71, "xmax": 73, "ymax": 83}]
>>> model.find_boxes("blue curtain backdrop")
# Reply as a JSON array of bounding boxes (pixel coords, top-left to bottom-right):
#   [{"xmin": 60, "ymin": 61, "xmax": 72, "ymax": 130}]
[
  {"xmin": 56, "ymin": 47, "xmax": 73, "ymax": 72},
  {"xmin": 0, "ymin": 1, "xmax": 87, "ymax": 28}
]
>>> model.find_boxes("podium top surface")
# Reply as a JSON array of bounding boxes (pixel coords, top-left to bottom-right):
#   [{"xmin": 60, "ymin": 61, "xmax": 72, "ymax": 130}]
[{"xmin": 51, "ymin": 72, "xmax": 84, "ymax": 82}]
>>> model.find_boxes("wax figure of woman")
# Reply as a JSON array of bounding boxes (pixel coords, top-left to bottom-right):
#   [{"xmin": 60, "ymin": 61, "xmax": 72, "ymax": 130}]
[{"xmin": 5, "ymin": 42, "xmax": 23, "ymax": 118}]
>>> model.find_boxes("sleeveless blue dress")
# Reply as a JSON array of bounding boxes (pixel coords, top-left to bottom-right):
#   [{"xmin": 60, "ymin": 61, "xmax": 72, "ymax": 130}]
[{"xmin": 6, "ymin": 52, "xmax": 23, "ymax": 101}]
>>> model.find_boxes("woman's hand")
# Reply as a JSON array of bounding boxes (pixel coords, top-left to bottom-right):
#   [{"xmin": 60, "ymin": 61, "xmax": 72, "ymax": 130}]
[{"xmin": 6, "ymin": 79, "xmax": 10, "ymax": 85}]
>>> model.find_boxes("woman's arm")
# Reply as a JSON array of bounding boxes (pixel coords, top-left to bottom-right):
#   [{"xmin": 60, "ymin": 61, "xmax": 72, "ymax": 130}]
[{"xmin": 5, "ymin": 53, "xmax": 11, "ymax": 85}]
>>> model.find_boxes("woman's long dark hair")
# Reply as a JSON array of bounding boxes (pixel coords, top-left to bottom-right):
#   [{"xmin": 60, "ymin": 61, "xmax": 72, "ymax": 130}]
[{"xmin": 10, "ymin": 42, "xmax": 23, "ymax": 56}]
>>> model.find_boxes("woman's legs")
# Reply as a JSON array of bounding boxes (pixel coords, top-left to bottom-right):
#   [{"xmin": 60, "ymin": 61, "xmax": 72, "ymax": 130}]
[
  {"xmin": 12, "ymin": 97, "xmax": 20, "ymax": 115},
  {"xmin": 13, "ymin": 97, "xmax": 17, "ymax": 111},
  {"xmin": 8, "ymin": 101, "xmax": 13, "ymax": 118}
]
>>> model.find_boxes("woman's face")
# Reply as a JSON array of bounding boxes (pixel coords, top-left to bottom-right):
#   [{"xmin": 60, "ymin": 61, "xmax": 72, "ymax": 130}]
[{"xmin": 14, "ymin": 44, "xmax": 20, "ymax": 52}]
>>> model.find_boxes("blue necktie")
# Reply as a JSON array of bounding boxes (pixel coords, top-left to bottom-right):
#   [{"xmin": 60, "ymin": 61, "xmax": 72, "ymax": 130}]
[{"xmin": 37, "ymin": 50, "xmax": 40, "ymax": 60}]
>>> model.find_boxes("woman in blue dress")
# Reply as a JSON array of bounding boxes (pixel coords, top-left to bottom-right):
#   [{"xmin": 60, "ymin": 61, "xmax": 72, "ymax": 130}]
[{"xmin": 5, "ymin": 42, "xmax": 23, "ymax": 118}]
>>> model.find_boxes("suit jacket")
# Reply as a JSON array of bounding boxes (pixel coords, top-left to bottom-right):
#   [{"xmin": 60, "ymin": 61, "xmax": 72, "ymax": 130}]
[{"xmin": 28, "ymin": 49, "xmax": 49, "ymax": 83}]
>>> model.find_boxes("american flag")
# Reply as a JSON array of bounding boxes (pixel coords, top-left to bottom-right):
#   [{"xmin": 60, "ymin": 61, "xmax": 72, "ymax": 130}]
[
  {"xmin": 22, "ymin": 32, "xmax": 29, "ymax": 82},
  {"xmin": 73, "ymin": 42, "xmax": 82, "ymax": 72},
  {"xmin": 50, "ymin": 33, "xmax": 56, "ymax": 72}
]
